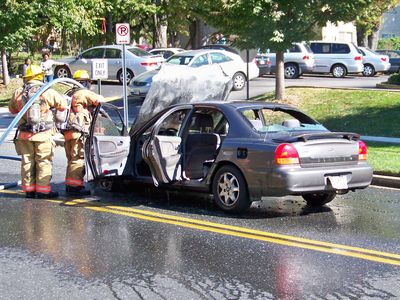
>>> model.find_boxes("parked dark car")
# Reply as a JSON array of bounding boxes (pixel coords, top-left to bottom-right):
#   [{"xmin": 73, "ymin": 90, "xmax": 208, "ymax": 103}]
[
  {"xmin": 375, "ymin": 50, "xmax": 400, "ymax": 73},
  {"xmin": 86, "ymin": 101, "xmax": 373, "ymax": 213}
]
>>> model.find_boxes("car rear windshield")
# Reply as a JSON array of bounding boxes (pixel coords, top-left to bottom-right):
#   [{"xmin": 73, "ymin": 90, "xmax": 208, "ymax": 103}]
[
  {"xmin": 240, "ymin": 108, "xmax": 327, "ymax": 135},
  {"xmin": 166, "ymin": 55, "xmax": 194, "ymax": 65},
  {"xmin": 128, "ymin": 48, "xmax": 152, "ymax": 57}
]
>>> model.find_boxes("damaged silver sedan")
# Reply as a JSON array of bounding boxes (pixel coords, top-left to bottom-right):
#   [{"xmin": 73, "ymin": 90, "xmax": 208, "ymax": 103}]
[{"xmin": 86, "ymin": 101, "xmax": 373, "ymax": 213}]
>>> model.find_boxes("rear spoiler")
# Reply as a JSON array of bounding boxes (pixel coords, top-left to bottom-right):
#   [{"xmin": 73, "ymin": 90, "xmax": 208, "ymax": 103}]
[{"xmin": 273, "ymin": 132, "xmax": 360, "ymax": 143}]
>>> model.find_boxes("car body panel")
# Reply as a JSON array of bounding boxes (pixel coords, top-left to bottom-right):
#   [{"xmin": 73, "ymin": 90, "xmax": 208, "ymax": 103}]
[
  {"xmin": 55, "ymin": 45, "xmax": 164, "ymax": 81},
  {"xmin": 257, "ymin": 43, "xmax": 315, "ymax": 77},
  {"xmin": 87, "ymin": 101, "xmax": 373, "ymax": 204},
  {"xmin": 309, "ymin": 41, "xmax": 364, "ymax": 75},
  {"xmin": 359, "ymin": 47, "xmax": 391, "ymax": 73},
  {"xmin": 129, "ymin": 50, "xmax": 259, "ymax": 98},
  {"xmin": 375, "ymin": 50, "xmax": 400, "ymax": 73}
]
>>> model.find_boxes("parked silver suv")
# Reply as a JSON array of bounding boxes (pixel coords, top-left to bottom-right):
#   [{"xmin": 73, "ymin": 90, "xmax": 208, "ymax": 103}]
[
  {"xmin": 309, "ymin": 41, "xmax": 364, "ymax": 78},
  {"xmin": 257, "ymin": 43, "xmax": 315, "ymax": 79}
]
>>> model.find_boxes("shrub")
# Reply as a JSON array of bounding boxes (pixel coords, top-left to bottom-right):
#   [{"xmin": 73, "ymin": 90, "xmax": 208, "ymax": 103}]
[
  {"xmin": 387, "ymin": 73, "xmax": 400, "ymax": 85},
  {"xmin": 377, "ymin": 37, "xmax": 400, "ymax": 50}
]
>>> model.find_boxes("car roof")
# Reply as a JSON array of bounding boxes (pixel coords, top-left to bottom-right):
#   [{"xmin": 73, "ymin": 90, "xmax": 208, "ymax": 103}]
[
  {"xmin": 170, "ymin": 49, "xmax": 232, "ymax": 56},
  {"xmin": 150, "ymin": 48, "xmax": 184, "ymax": 51},
  {"xmin": 168, "ymin": 100, "xmax": 298, "ymax": 111},
  {"xmin": 84, "ymin": 45, "xmax": 143, "ymax": 50}
]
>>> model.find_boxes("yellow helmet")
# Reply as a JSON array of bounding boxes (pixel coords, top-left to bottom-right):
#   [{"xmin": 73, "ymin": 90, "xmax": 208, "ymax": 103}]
[
  {"xmin": 23, "ymin": 64, "xmax": 44, "ymax": 81},
  {"xmin": 73, "ymin": 70, "xmax": 90, "ymax": 81}
]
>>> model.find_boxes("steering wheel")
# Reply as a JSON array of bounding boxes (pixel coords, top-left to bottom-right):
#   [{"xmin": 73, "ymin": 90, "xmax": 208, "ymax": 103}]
[{"xmin": 164, "ymin": 128, "xmax": 178, "ymax": 136}]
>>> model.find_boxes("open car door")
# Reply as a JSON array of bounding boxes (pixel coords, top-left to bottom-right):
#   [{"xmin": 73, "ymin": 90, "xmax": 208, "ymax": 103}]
[
  {"xmin": 142, "ymin": 107, "xmax": 191, "ymax": 186},
  {"xmin": 85, "ymin": 103, "xmax": 130, "ymax": 181}
]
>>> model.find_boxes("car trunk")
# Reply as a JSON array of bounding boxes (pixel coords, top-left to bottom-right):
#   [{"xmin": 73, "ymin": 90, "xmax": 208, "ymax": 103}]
[{"xmin": 273, "ymin": 132, "xmax": 360, "ymax": 168}]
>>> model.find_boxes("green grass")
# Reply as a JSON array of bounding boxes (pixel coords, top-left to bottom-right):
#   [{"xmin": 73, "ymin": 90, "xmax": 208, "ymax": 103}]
[
  {"xmin": 366, "ymin": 142, "xmax": 400, "ymax": 176},
  {"xmin": 261, "ymin": 87, "xmax": 400, "ymax": 137},
  {"xmin": 0, "ymin": 78, "xmax": 23, "ymax": 107}
]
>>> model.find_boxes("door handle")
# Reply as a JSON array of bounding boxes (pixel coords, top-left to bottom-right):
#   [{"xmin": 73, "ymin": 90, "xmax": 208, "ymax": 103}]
[{"xmin": 117, "ymin": 141, "xmax": 124, "ymax": 146}]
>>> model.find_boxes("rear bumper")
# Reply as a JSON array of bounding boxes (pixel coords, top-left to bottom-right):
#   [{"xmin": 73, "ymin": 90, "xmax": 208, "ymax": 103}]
[
  {"xmin": 299, "ymin": 63, "xmax": 315, "ymax": 73},
  {"xmin": 266, "ymin": 163, "xmax": 373, "ymax": 196},
  {"xmin": 347, "ymin": 63, "xmax": 364, "ymax": 74}
]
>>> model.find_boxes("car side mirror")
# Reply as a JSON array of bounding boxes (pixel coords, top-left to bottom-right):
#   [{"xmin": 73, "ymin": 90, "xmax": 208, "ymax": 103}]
[{"xmin": 76, "ymin": 54, "xmax": 82, "ymax": 60}]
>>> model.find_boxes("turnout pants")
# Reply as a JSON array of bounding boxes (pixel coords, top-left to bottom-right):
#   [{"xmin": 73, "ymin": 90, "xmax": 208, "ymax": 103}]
[
  {"xmin": 65, "ymin": 137, "xmax": 85, "ymax": 187},
  {"xmin": 15, "ymin": 139, "xmax": 54, "ymax": 193}
]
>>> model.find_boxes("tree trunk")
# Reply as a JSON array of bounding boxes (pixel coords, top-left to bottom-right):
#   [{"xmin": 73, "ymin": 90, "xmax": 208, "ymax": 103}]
[
  {"xmin": 1, "ymin": 48, "xmax": 10, "ymax": 86},
  {"xmin": 368, "ymin": 27, "xmax": 380, "ymax": 50},
  {"xmin": 275, "ymin": 51, "xmax": 285, "ymax": 100}
]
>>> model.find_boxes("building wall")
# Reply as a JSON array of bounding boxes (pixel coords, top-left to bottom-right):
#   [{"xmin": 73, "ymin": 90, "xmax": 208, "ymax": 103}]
[
  {"xmin": 321, "ymin": 21, "xmax": 357, "ymax": 44},
  {"xmin": 379, "ymin": 5, "xmax": 400, "ymax": 38}
]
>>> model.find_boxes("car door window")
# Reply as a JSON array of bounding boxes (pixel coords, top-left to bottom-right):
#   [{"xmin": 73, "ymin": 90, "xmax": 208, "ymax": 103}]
[
  {"xmin": 157, "ymin": 109, "xmax": 189, "ymax": 136},
  {"xmin": 81, "ymin": 48, "xmax": 104, "ymax": 59},
  {"xmin": 310, "ymin": 43, "xmax": 331, "ymax": 54},
  {"xmin": 191, "ymin": 54, "xmax": 209, "ymax": 67},
  {"xmin": 93, "ymin": 106, "xmax": 125, "ymax": 137},
  {"xmin": 210, "ymin": 52, "xmax": 232, "ymax": 64},
  {"xmin": 105, "ymin": 49, "xmax": 121, "ymax": 59},
  {"xmin": 332, "ymin": 44, "xmax": 350, "ymax": 54},
  {"xmin": 286, "ymin": 45, "xmax": 301, "ymax": 53}
]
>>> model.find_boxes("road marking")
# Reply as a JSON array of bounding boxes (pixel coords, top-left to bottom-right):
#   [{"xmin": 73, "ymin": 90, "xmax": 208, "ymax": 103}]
[{"xmin": 1, "ymin": 190, "xmax": 400, "ymax": 266}]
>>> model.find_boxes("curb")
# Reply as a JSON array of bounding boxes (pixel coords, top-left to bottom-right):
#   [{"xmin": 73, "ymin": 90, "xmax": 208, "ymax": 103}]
[
  {"xmin": 372, "ymin": 175, "xmax": 400, "ymax": 189},
  {"xmin": 376, "ymin": 83, "xmax": 400, "ymax": 90}
]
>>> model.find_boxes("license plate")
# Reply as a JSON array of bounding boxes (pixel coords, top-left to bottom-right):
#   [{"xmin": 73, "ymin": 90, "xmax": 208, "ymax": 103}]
[
  {"xmin": 133, "ymin": 90, "xmax": 140, "ymax": 95},
  {"xmin": 259, "ymin": 61, "xmax": 265, "ymax": 65},
  {"xmin": 327, "ymin": 176, "xmax": 348, "ymax": 189}
]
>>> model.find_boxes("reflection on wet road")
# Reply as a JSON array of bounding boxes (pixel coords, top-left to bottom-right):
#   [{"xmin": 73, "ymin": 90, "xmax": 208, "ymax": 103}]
[{"xmin": 0, "ymin": 186, "xmax": 399, "ymax": 299}]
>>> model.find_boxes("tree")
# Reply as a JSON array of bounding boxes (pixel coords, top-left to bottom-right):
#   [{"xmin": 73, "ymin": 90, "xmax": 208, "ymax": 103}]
[
  {"xmin": 0, "ymin": 0, "xmax": 37, "ymax": 85},
  {"xmin": 196, "ymin": 0, "xmax": 375, "ymax": 100},
  {"xmin": 356, "ymin": 0, "xmax": 399, "ymax": 49}
]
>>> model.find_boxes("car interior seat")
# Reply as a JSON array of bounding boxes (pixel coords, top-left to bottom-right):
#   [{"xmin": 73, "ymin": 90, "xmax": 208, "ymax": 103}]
[
  {"xmin": 282, "ymin": 119, "xmax": 301, "ymax": 128},
  {"xmin": 184, "ymin": 113, "xmax": 220, "ymax": 179}
]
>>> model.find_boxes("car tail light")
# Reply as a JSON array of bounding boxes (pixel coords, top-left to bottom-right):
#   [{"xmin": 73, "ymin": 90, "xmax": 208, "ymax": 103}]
[
  {"xmin": 381, "ymin": 57, "xmax": 387, "ymax": 62},
  {"xmin": 141, "ymin": 61, "xmax": 159, "ymax": 67},
  {"xmin": 358, "ymin": 141, "xmax": 367, "ymax": 160},
  {"xmin": 354, "ymin": 56, "xmax": 362, "ymax": 61},
  {"xmin": 303, "ymin": 55, "xmax": 309, "ymax": 60},
  {"xmin": 275, "ymin": 143, "xmax": 300, "ymax": 165}
]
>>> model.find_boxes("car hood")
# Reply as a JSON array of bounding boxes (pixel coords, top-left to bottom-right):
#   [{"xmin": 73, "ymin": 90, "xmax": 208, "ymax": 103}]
[{"xmin": 132, "ymin": 69, "xmax": 160, "ymax": 83}]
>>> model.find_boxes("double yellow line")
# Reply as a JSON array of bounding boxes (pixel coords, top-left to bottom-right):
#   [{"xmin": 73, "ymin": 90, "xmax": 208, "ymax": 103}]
[{"xmin": 2, "ymin": 189, "xmax": 400, "ymax": 266}]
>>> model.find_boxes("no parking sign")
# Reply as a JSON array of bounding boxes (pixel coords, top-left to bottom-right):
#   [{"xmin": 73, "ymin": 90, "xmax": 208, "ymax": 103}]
[{"xmin": 116, "ymin": 23, "xmax": 130, "ymax": 45}]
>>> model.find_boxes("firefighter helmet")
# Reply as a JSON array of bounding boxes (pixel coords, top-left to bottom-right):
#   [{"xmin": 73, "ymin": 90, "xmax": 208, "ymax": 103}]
[
  {"xmin": 23, "ymin": 65, "xmax": 44, "ymax": 81},
  {"xmin": 73, "ymin": 70, "xmax": 90, "ymax": 81}
]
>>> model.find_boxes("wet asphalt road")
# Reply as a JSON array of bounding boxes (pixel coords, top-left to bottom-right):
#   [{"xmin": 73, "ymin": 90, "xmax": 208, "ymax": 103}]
[{"xmin": 0, "ymin": 141, "xmax": 399, "ymax": 299}]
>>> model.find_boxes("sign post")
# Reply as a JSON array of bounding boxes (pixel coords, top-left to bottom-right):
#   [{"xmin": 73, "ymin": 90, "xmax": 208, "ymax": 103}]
[
  {"xmin": 91, "ymin": 59, "xmax": 108, "ymax": 95},
  {"xmin": 116, "ymin": 23, "xmax": 130, "ymax": 128}
]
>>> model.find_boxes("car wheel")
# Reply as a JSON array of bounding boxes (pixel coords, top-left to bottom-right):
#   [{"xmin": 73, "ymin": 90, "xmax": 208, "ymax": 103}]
[
  {"xmin": 232, "ymin": 72, "xmax": 246, "ymax": 91},
  {"xmin": 302, "ymin": 192, "xmax": 336, "ymax": 206},
  {"xmin": 117, "ymin": 69, "xmax": 134, "ymax": 84},
  {"xmin": 212, "ymin": 165, "xmax": 251, "ymax": 213},
  {"xmin": 331, "ymin": 64, "xmax": 347, "ymax": 78},
  {"xmin": 99, "ymin": 179, "xmax": 121, "ymax": 192},
  {"xmin": 284, "ymin": 63, "xmax": 300, "ymax": 79},
  {"xmin": 363, "ymin": 64, "xmax": 375, "ymax": 77},
  {"xmin": 55, "ymin": 66, "xmax": 71, "ymax": 78}
]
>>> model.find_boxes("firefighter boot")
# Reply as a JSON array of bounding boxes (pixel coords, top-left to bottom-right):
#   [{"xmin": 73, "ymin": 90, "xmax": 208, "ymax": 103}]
[
  {"xmin": 66, "ymin": 185, "xmax": 91, "ymax": 196},
  {"xmin": 36, "ymin": 191, "xmax": 59, "ymax": 199}
]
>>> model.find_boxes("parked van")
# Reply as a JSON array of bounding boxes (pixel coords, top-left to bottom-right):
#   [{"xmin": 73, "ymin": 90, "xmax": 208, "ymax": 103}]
[
  {"xmin": 309, "ymin": 41, "xmax": 364, "ymax": 78},
  {"xmin": 256, "ymin": 43, "xmax": 315, "ymax": 79}
]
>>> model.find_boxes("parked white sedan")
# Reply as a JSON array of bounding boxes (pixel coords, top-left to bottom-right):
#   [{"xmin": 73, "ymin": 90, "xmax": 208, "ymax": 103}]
[
  {"xmin": 358, "ymin": 47, "xmax": 391, "ymax": 77},
  {"xmin": 54, "ymin": 45, "xmax": 165, "ymax": 83},
  {"xmin": 165, "ymin": 49, "xmax": 259, "ymax": 90}
]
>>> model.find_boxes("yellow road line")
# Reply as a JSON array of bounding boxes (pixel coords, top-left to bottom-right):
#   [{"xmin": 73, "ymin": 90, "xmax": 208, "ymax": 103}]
[{"xmin": 1, "ymin": 190, "xmax": 400, "ymax": 266}]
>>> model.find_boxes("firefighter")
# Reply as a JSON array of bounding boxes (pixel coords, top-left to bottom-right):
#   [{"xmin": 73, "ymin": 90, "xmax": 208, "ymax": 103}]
[
  {"xmin": 9, "ymin": 65, "xmax": 68, "ymax": 198},
  {"xmin": 63, "ymin": 70, "xmax": 104, "ymax": 196}
]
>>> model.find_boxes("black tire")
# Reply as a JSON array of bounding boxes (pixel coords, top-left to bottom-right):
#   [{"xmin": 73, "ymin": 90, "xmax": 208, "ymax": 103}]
[
  {"xmin": 284, "ymin": 63, "xmax": 300, "ymax": 79},
  {"xmin": 212, "ymin": 165, "xmax": 251, "ymax": 213},
  {"xmin": 232, "ymin": 72, "xmax": 246, "ymax": 91},
  {"xmin": 331, "ymin": 64, "xmax": 347, "ymax": 78},
  {"xmin": 55, "ymin": 65, "xmax": 71, "ymax": 78},
  {"xmin": 99, "ymin": 179, "xmax": 121, "ymax": 192},
  {"xmin": 363, "ymin": 64, "xmax": 376, "ymax": 77},
  {"xmin": 302, "ymin": 192, "xmax": 336, "ymax": 207},
  {"xmin": 117, "ymin": 69, "xmax": 134, "ymax": 84}
]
